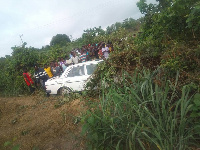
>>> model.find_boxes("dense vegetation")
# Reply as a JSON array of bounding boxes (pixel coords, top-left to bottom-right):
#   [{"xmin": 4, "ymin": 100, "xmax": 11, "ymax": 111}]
[
  {"xmin": 0, "ymin": 18, "xmax": 140, "ymax": 96},
  {"xmin": 81, "ymin": 0, "xmax": 200, "ymax": 149},
  {"xmin": 0, "ymin": 0, "xmax": 200, "ymax": 149},
  {"xmin": 82, "ymin": 69, "xmax": 200, "ymax": 149}
]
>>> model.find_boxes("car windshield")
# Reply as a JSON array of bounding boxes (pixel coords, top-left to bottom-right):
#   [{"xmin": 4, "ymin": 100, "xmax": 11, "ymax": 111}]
[
  {"xmin": 67, "ymin": 65, "xmax": 85, "ymax": 77},
  {"xmin": 86, "ymin": 64, "xmax": 97, "ymax": 75}
]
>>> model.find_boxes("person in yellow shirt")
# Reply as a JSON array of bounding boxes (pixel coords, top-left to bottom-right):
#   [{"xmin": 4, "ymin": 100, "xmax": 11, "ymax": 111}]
[
  {"xmin": 44, "ymin": 64, "xmax": 53, "ymax": 78},
  {"xmin": 108, "ymin": 44, "xmax": 112, "ymax": 53}
]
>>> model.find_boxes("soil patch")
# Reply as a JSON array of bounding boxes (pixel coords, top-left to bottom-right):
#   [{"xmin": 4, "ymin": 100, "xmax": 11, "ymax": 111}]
[{"xmin": 0, "ymin": 93, "xmax": 85, "ymax": 150}]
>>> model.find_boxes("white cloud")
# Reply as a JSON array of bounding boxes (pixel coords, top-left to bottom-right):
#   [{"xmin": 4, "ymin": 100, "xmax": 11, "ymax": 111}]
[{"xmin": 0, "ymin": 0, "xmax": 157, "ymax": 57}]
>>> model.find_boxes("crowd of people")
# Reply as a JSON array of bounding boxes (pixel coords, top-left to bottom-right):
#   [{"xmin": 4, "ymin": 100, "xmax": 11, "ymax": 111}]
[
  {"xmin": 71, "ymin": 41, "xmax": 114, "ymax": 62},
  {"xmin": 23, "ymin": 42, "xmax": 114, "ymax": 94}
]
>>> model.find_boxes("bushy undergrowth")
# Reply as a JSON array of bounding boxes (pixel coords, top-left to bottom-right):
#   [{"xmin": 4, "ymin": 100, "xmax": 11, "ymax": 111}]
[
  {"xmin": 86, "ymin": 41, "xmax": 200, "ymax": 97},
  {"xmin": 82, "ymin": 69, "xmax": 200, "ymax": 150}
]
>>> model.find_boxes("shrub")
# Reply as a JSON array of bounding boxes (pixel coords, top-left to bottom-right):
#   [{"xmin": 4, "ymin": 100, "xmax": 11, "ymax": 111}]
[{"xmin": 82, "ymin": 69, "xmax": 200, "ymax": 150}]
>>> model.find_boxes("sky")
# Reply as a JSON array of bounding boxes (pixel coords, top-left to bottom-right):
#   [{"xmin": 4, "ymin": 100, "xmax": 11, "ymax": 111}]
[{"xmin": 0, "ymin": 0, "xmax": 156, "ymax": 57}]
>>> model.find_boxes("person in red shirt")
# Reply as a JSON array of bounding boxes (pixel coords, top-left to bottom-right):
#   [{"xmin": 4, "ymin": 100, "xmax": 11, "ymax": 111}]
[{"xmin": 23, "ymin": 67, "xmax": 35, "ymax": 94}]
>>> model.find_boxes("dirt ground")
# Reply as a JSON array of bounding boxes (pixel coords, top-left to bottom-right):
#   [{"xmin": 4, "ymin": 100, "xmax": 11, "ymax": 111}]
[{"xmin": 0, "ymin": 92, "xmax": 86, "ymax": 150}]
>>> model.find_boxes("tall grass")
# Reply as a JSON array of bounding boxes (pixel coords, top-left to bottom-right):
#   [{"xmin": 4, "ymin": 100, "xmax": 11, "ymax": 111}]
[{"xmin": 81, "ymin": 69, "xmax": 200, "ymax": 150}]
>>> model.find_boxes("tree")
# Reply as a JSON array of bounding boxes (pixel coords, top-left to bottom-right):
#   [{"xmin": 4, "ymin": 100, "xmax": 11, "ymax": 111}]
[
  {"xmin": 136, "ymin": 0, "xmax": 200, "ymax": 44},
  {"xmin": 81, "ymin": 27, "xmax": 105, "ymax": 44},
  {"xmin": 122, "ymin": 18, "xmax": 141, "ymax": 31},
  {"xmin": 50, "ymin": 34, "xmax": 71, "ymax": 46}
]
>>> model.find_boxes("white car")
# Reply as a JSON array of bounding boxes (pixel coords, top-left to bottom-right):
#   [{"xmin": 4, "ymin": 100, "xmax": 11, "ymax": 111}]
[{"xmin": 45, "ymin": 60, "xmax": 103, "ymax": 95}]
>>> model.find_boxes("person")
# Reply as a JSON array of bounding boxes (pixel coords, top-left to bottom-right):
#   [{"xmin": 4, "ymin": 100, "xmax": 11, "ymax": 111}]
[
  {"xmin": 93, "ymin": 44, "xmax": 99, "ymax": 59},
  {"xmin": 79, "ymin": 49, "xmax": 87, "ymax": 63},
  {"xmin": 98, "ymin": 42, "xmax": 103, "ymax": 59},
  {"xmin": 66, "ymin": 58, "xmax": 73, "ymax": 66},
  {"xmin": 89, "ymin": 47, "xmax": 94, "ymax": 60},
  {"xmin": 59, "ymin": 57, "xmax": 67, "ymax": 72},
  {"xmin": 108, "ymin": 44, "xmax": 112, "ymax": 53},
  {"xmin": 52, "ymin": 62, "xmax": 62, "ymax": 77},
  {"xmin": 76, "ymin": 48, "xmax": 81, "ymax": 56},
  {"xmin": 23, "ymin": 67, "xmax": 35, "ymax": 94},
  {"xmin": 71, "ymin": 52, "xmax": 79, "ymax": 64},
  {"xmin": 86, "ymin": 48, "xmax": 90, "ymax": 61},
  {"xmin": 50, "ymin": 61, "xmax": 54, "ymax": 72},
  {"xmin": 110, "ymin": 44, "xmax": 114, "ymax": 53},
  {"xmin": 69, "ymin": 51, "xmax": 73, "ymax": 59},
  {"xmin": 102, "ymin": 43, "xmax": 109, "ymax": 59},
  {"xmin": 44, "ymin": 64, "xmax": 53, "ymax": 78},
  {"xmin": 34, "ymin": 64, "xmax": 49, "ymax": 90}
]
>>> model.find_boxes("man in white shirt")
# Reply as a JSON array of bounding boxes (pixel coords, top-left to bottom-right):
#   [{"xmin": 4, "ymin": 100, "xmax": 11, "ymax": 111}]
[{"xmin": 71, "ymin": 52, "xmax": 80, "ymax": 64}]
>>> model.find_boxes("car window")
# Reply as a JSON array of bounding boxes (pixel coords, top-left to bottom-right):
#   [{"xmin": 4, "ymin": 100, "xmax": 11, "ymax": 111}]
[
  {"xmin": 67, "ymin": 65, "xmax": 85, "ymax": 77},
  {"xmin": 86, "ymin": 64, "xmax": 97, "ymax": 75}
]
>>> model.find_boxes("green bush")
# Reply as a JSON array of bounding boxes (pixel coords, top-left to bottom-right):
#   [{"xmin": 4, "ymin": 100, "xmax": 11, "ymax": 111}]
[{"xmin": 82, "ymin": 69, "xmax": 200, "ymax": 150}]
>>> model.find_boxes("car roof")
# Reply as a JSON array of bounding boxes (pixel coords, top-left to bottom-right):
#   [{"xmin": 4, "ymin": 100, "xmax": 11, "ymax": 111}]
[
  {"xmin": 73, "ymin": 59, "xmax": 104, "ymax": 67},
  {"xmin": 60, "ymin": 59, "xmax": 103, "ymax": 78}
]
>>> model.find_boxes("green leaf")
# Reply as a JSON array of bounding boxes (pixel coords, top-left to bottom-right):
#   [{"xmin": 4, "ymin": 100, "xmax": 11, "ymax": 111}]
[
  {"xmin": 81, "ymin": 124, "xmax": 89, "ymax": 135},
  {"xmin": 12, "ymin": 137, "xmax": 17, "ymax": 142},
  {"xmin": 194, "ymin": 93, "xmax": 200, "ymax": 106},
  {"xmin": 116, "ymin": 140, "xmax": 122, "ymax": 150},
  {"xmin": 190, "ymin": 112, "xmax": 198, "ymax": 117},
  {"xmin": 4, "ymin": 141, "xmax": 12, "ymax": 147},
  {"xmin": 32, "ymin": 146, "xmax": 40, "ymax": 150},
  {"xmin": 92, "ymin": 133, "xmax": 98, "ymax": 141},
  {"xmin": 88, "ymin": 116, "xmax": 95, "ymax": 125},
  {"xmin": 12, "ymin": 144, "xmax": 20, "ymax": 150}
]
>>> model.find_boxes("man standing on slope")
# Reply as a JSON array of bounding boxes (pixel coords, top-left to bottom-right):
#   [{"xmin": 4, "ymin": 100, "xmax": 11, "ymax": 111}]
[
  {"xmin": 23, "ymin": 67, "xmax": 35, "ymax": 94},
  {"xmin": 34, "ymin": 64, "xmax": 49, "ymax": 90}
]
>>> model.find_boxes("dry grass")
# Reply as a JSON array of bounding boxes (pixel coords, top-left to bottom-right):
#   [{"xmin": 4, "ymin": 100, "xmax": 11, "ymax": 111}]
[{"xmin": 0, "ymin": 93, "xmax": 85, "ymax": 150}]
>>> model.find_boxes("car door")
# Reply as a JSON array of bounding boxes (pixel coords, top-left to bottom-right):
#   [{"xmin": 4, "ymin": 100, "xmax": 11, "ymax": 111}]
[
  {"xmin": 84, "ymin": 63, "xmax": 98, "ymax": 87},
  {"xmin": 63, "ymin": 64, "xmax": 88, "ymax": 91}
]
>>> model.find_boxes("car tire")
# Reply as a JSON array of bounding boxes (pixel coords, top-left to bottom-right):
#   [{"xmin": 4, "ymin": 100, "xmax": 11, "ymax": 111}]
[{"xmin": 59, "ymin": 86, "xmax": 72, "ymax": 96}]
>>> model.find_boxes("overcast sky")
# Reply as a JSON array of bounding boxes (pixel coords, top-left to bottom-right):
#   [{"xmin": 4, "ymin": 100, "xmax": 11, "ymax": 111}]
[{"xmin": 0, "ymin": 0, "xmax": 156, "ymax": 57}]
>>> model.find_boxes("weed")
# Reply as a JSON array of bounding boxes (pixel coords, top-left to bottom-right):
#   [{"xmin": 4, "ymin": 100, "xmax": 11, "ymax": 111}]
[
  {"xmin": 21, "ymin": 130, "xmax": 30, "ymax": 136},
  {"xmin": 3, "ymin": 137, "xmax": 20, "ymax": 150},
  {"xmin": 61, "ymin": 111, "xmax": 67, "ymax": 124}
]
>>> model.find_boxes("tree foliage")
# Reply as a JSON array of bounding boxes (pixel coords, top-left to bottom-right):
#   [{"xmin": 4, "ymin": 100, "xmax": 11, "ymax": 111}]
[
  {"xmin": 50, "ymin": 34, "xmax": 71, "ymax": 46},
  {"xmin": 137, "ymin": 0, "xmax": 200, "ymax": 46},
  {"xmin": 106, "ymin": 18, "xmax": 140, "ymax": 34}
]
